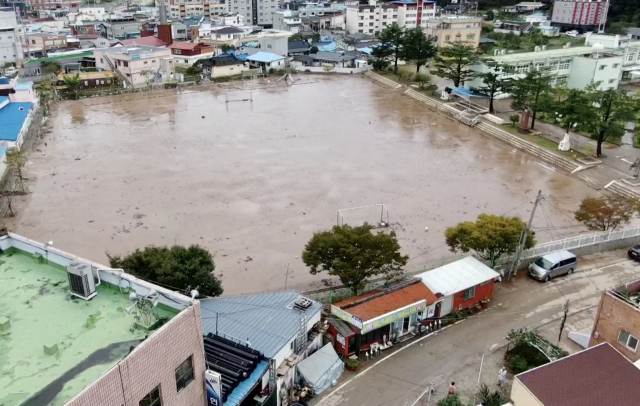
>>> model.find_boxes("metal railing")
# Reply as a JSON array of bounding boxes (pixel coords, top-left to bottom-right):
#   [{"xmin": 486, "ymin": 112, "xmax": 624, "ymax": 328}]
[{"xmin": 520, "ymin": 226, "xmax": 640, "ymax": 259}]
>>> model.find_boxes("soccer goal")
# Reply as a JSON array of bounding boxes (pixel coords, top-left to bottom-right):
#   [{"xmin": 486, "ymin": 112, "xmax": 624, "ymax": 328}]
[{"xmin": 337, "ymin": 204, "xmax": 390, "ymax": 228}]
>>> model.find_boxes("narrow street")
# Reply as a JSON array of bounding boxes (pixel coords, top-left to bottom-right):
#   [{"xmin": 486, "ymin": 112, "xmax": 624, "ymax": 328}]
[{"xmin": 314, "ymin": 250, "xmax": 640, "ymax": 406}]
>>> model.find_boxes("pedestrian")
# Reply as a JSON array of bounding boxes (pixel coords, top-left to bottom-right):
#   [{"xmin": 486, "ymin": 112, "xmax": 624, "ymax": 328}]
[
  {"xmin": 448, "ymin": 382, "xmax": 456, "ymax": 395},
  {"xmin": 498, "ymin": 367, "xmax": 507, "ymax": 388}
]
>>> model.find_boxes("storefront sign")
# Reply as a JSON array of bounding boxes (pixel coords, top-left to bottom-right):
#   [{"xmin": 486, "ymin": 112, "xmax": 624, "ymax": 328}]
[
  {"xmin": 205, "ymin": 370, "xmax": 223, "ymax": 406},
  {"xmin": 426, "ymin": 303, "xmax": 436, "ymax": 318},
  {"xmin": 331, "ymin": 305, "xmax": 364, "ymax": 329},
  {"xmin": 360, "ymin": 301, "xmax": 426, "ymax": 334},
  {"xmin": 336, "ymin": 333, "xmax": 346, "ymax": 346}
]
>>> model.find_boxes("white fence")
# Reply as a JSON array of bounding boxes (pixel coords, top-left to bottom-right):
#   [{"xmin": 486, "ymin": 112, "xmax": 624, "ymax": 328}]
[
  {"xmin": 295, "ymin": 65, "xmax": 372, "ymax": 74},
  {"xmin": 521, "ymin": 226, "xmax": 640, "ymax": 259}
]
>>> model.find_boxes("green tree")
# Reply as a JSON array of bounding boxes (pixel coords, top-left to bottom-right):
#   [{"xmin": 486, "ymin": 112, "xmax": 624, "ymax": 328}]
[
  {"xmin": 41, "ymin": 61, "xmax": 61, "ymax": 75},
  {"xmin": 510, "ymin": 67, "xmax": 553, "ymax": 129},
  {"xmin": 477, "ymin": 384, "xmax": 507, "ymax": 406},
  {"xmin": 107, "ymin": 245, "xmax": 223, "ymax": 297},
  {"xmin": 471, "ymin": 62, "xmax": 513, "ymax": 113},
  {"xmin": 312, "ymin": 32, "xmax": 321, "ymax": 43},
  {"xmin": 302, "ymin": 224, "xmax": 408, "ymax": 295},
  {"xmin": 413, "ymin": 73, "xmax": 432, "ymax": 89},
  {"xmin": 63, "ymin": 73, "xmax": 81, "ymax": 99},
  {"xmin": 501, "ymin": 31, "xmax": 522, "ymax": 50},
  {"xmin": 574, "ymin": 196, "xmax": 639, "ymax": 231},
  {"xmin": 437, "ymin": 394, "xmax": 463, "ymax": 406},
  {"xmin": 372, "ymin": 59, "xmax": 390, "ymax": 71},
  {"xmin": 445, "ymin": 214, "xmax": 536, "ymax": 268},
  {"xmin": 608, "ymin": 21, "xmax": 630, "ymax": 35},
  {"xmin": 310, "ymin": 45, "xmax": 318, "ymax": 54},
  {"xmin": 378, "ymin": 23, "xmax": 405, "ymax": 73},
  {"xmin": 583, "ymin": 86, "xmax": 639, "ymax": 157},
  {"xmin": 38, "ymin": 78, "xmax": 54, "ymax": 115},
  {"xmin": 509, "ymin": 114, "xmax": 520, "ymax": 127},
  {"xmin": 431, "ymin": 42, "xmax": 479, "ymax": 87},
  {"xmin": 550, "ymin": 88, "xmax": 591, "ymax": 131},
  {"xmin": 486, "ymin": 10, "xmax": 495, "ymax": 21},
  {"xmin": 401, "ymin": 27, "xmax": 437, "ymax": 73}
]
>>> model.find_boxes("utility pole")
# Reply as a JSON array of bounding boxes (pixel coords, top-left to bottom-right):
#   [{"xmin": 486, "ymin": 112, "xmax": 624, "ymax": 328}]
[
  {"xmin": 509, "ymin": 190, "xmax": 542, "ymax": 280},
  {"xmin": 558, "ymin": 299, "xmax": 569, "ymax": 345},
  {"xmin": 411, "ymin": 381, "xmax": 436, "ymax": 406}
]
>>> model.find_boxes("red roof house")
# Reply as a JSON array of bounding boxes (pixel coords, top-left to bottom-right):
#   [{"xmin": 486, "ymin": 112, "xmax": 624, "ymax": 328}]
[
  {"xmin": 168, "ymin": 42, "xmax": 214, "ymax": 56},
  {"xmin": 116, "ymin": 36, "xmax": 168, "ymax": 47}
]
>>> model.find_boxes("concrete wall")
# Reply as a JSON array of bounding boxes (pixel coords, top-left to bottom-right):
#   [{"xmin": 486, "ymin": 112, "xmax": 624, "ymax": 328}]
[
  {"xmin": 511, "ymin": 377, "xmax": 544, "ymax": 406},
  {"xmin": 568, "ymin": 55, "xmax": 622, "ymax": 90},
  {"xmin": 211, "ymin": 63, "xmax": 243, "ymax": 77},
  {"xmin": 590, "ymin": 291, "xmax": 640, "ymax": 362}
]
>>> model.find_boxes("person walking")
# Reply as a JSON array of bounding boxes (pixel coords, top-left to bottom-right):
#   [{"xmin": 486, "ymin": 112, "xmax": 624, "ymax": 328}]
[
  {"xmin": 498, "ymin": 367, "xmax": 507, "ymax": 388},
  {"xmin": 448, "ymin": 382, "xmax": 456, "ymax": 395}
]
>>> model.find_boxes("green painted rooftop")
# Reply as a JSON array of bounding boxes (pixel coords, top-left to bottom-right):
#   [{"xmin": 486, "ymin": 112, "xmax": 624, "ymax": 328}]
[
  {"xmin": 0, "ymin": 250, "xmax": 176, "ymax": 406},
  {"xmin": 25, "ymin": 51, "xmax": 95, "ymax": 65}
]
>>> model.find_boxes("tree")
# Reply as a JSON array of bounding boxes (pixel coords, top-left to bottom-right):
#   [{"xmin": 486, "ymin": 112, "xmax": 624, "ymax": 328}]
[
  {"xmin": 413, "ymin": 73, "xmax": 431, "ymax": 89},
  {"xmin": 471, "ymin": 62, "xmax": 513, "ymax": 113},
  {"xmin": 608, "ymin": 21, "xmax": 630, "ymax": 35},
  {"xmin": 378, "ymin": 23, "xmax": 405, "ymax": 73},
  {"xmin": 401, "ymin": 27, "xmax": 437, "ymax": 73},
  {"xmin": 41, "ymin": 61, "xmax": 61, "ymax": 75},
  {"xmin": 510, "ymin": 67, "xmax": 553, "ymax": 129},
  {"xmin": 509, "ymin": 114, "xmax": 520, "ymax": 127},
  {"xmin": 310, "ymin": 45, "xmax": 318, "ymax": 54},
  {"xmin": 550, "ymin": 88, "xmax": 591, "ymax": 131},
  {"xmin": 486, "ymin": 10, "xmax": 495, "ymax": 21},
  {"xmin": 63, "ymin": 73, "xmax": 81, "ymax": 99},
  {"xmin": 431, "ymin": 42, "xmax": 479, "ymax": 87},
  {"xmin": 107, "ymin": 245, "xmax": 223, "ymax": 297},
  {"xmin": 220, "ymin": 44, "xmax": 236, "ymax": 53},
  {"xmin": 302, "ymin": 224, "xmax": 408, "ymax": 295},
  {"xmin": 372, "ymin": 59, "xmax": 390, "ymax": 71},
  {"xmin": 574, "ymin": 196, "xmax": 639, "ymax": 231},
  {"xmin": 437, "ymin": 394, "xmax": 463, "ymax": 406},
  {"xmin": 312, "ymin": 32, "xmax": 321, "ymax": 43},
  {"xmin": 477, "ymin": 384, "xmax": 507, "ymax": 406},
  {"xmin": 583, "ymin": 86, "xmax": 639, "ymax": 157},
  {"xmin": 38, "ymin": 78, "xmax": 54, "ymax": 115},
  {"xmin": 445, "ymin": 214, "xmax": 536, "ymax": 268}
]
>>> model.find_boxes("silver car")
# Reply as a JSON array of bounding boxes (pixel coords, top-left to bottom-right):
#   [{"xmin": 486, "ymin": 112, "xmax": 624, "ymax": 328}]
[{"xmin": 529, "ymin": 250, "xmax": 577, "ymax": 282}]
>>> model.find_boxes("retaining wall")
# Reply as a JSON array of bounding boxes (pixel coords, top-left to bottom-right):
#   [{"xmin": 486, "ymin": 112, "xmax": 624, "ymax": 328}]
[{"xmin": 297, "ymin": 66, "xmax": 372, "ymax": 74}]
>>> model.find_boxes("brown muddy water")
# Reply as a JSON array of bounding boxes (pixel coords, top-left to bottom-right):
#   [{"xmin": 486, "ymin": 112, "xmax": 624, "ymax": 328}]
[{"xmin": 8, "ymin": 75, "xmax": 600, "ymax": 295}]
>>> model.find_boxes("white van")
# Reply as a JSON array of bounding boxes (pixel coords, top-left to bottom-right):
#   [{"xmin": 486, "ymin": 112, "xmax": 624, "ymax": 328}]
[{"xmin": 529, "ymin": 250, "xmax": 577, "ymax": 282}]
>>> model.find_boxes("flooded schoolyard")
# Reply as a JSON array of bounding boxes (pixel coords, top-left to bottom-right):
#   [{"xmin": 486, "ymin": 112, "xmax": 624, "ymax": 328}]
[{"xmin": 9, "ymin": 75, "xmax": 599, "ymax": 295}]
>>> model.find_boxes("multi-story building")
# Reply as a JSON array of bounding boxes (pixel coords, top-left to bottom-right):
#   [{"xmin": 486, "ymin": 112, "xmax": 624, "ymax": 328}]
[
  {"xmin": 25, "ymin": 33, "xmax": 69, "ymax": 55},
  {"xmin": 552, "ymin": 0, "xmax": 607, "ymax": 32},
  {"xmin": 272, "ymin": 9, "xmax": 302, "ymax": 32},
  {"xmin": 590, "ymin": 277, "xmax": 640, "ymax": 362},
  {"xmin": 168, "ymin": 0, "xmax": 226, "ymax": 19},
  {"xmin": 468, "ymin": 43, "xmax": 625, "ymax": 94},
  {"xmin": 0, "ymin": 7, "xmax": 21, "ymax": 64},
  {"xmin": 584, "ymin": 32, "xmax": 640, "ymax": 83},
  {"xmin": 299, "ymin": 5, "xmax": 345, "ymax": 31},
  {"xmin": 100, "ymin": 17, "xmax": 141, "ymax": 40},
  {"xmin": 169, "ymin": 41, "xmax": 214, "ymax": 65},
  {"xmin": 30, "ymin": 0, "xmax": 80, "ymax": 10},
  {"xmin": 77, "ymin": 6, "xmax": 106, "ymax": 20},
  {"xmin": 0, "ymin": 232, "xmax": 207, "ymax": 406},
  {"xmin": 226, "ymin": 0, "xmax": 279, "ymax": 27},
  {"xmin": 345, "ymin": 0, "xmax": 436, "ymax": 36},
  {"xmin": 94, "ymin": 45, "xmax": 173, "ymax": 86},
  {"xmin": 424, "ymin": 16, "xmax": 481, "ymax": 48}
]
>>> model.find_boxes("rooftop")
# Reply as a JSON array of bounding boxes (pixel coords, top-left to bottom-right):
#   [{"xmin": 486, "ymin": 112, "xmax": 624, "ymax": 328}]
[
  {"xmin": 247, "ymin": 51, "xmax": 286, "ymax": 62},
  {"xmin": 118, "ymin": 36, "xmax": 167, "ymax": 47},
  {"xmin": 414, "ymin": 256, "xmax": 500, "ymax": 296},
  {"xmin": 487, "ymin": 45, "xmax": 600, "ymax": 63},
  {"xmin": 200, "ymin": 291, "xmax": 322, "ymax": 359},
  {"xmin": 333, "ymin": 280, "xmax": 438, "ymax": 322},
  {"xmin": 213, "ymin": 26, "xmax": 245, "ymax": 34},
  {"xmin": 0, "ymin": 102, "xmax": 33, "ymax": 141},
  {"xmin": 0, "ymin": 248, "xmax": 178, "ymax": 406},
  {"xmin": 169, "ymin": 42, "xmax": 212, "ymax": 50},
  {"xmin": 57, "ymin": 71, "xmax": 115, "ymax": 80},
  {"xmin": 25, "ymin": 51, "xmax": 94, "ymax": 65},
  {"xmin": 516, "ymin": 343, "xmax": 640, "ymax": 406},
  {"xmin": 609, "ymin": 277, "xmax": 640, "ymax": 310}
]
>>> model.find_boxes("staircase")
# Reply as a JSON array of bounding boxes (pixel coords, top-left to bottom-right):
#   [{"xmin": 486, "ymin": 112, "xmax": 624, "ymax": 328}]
[
  {"xmin": 404, "ymin": 88, "xmax": 439, "ymax": 108},
  {"xmin": 103, "ymin": 54, "xmax": 133, "ymax": 88},
  {"xmin": 476, "ymin": 122, "xmax": 581, "ymax": 173},
  {"xmin": 605, "ymin": 180, "xmax": 640, "ymax": 200},
  {"xmin": 363, "ymin": 71, "xmax": 402, "ymax": 89}
]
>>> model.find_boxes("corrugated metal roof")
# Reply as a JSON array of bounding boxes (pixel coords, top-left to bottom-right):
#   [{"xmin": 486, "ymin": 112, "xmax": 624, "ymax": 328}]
[
  {"xmin": 201, "ymin": 291, "xmax": 322, "ymax": 359},
  {"xmin": 246, "ymin": 51, "xmax": 285, "ymax": 63},
  {"xmin": 224, "ymin": 360, "xmax": 270, "ymax": 406},
  {"xmin": 414, "ymin": 256, "xmax": 500, "ymax": 296}
]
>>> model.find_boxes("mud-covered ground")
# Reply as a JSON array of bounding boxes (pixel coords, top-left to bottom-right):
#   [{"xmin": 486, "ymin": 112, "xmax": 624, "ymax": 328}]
[{"xmin": 8, "ymin": 75, "xmax": 599, "ymax": 295}]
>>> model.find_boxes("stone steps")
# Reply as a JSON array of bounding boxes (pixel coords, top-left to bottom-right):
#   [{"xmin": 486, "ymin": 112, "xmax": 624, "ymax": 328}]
[
  {"xmin": 605, "ymin": 180, "xmax": 640, "ymax": 200},
  {"xmin": 363, "ymin": 71, "xmax": 402, "ymax": 89},
  {"xmin": 404, "ymin": 89, "xmax": 440, "ymax": 108},
  {"xmin": 476, "ymin": 122, "xmax": 581, "ymax": 173}
]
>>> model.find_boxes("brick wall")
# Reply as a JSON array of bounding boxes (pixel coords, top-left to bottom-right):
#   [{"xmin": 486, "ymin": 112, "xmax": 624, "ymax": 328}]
[
  {"xmin": 65, "ymin": 302, "xmax": 206, "ymax": 406},
  {"xmin": 590, "ymin": 292, "xmax": 640, "ymax": 362},
  {"xmin": 453, "ymin": 281, "xmax": 494, "ymax": 311}
]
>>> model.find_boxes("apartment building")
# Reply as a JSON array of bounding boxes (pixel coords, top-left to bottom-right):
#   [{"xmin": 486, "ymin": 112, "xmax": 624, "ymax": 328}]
[
  {"xmin": 25, "ymin": 33, "xmax": 68, "ymax": 54},
  {"xmin": 30, "ymin": 0, "xmax": 80, "ymax": 10},
  {"xmin": 424, "ymin": 17, "xmax": 482, "ymax": 48},
  {"xmin": 0, "ymin": 7, "xmax": 21, "ymax": 64},
  {"xmin": 77, "ymin": 6, "xmax": 106, "ymax": 20},
  {"xmin": 552, "ymin": 0, "xmax": 607, "ymax": 32},
  {"xmin": 226, "ymin": 0, "xmax": 279, "ymax": 27},
  {"xmin": 101, "ymin": 17, "xmax": 141, "ymax": 40},
  {"xmin": 273, "ymin": 9, "xmax": 302, "ymax": 32},
  {"xmin": 168, "ymin": 0, "xmax": 226, "ymax": 19},
  {"xmin": 94, "ymin": 45, "xmax": 172, "ymax": 86},
  {"xmin": 346, "ymin": 0, "xmax": 436, "ymax": 36},
  {"xmin": 584, "ymin": 33, "xmax": 640, "ymax": 83}
]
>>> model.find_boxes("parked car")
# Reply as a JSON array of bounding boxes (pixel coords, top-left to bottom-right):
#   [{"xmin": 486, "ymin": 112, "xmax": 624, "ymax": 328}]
[
  {"xmin": 529, "ymin": 250, "xmax": 577, "ymax": 282},
  {"xmin": 2, "ymin": 67, "xmax": 17, "ymax": 77},
  {"xmin": 628, "ymin": 245, "xmax": 640, "ymax": 260}
]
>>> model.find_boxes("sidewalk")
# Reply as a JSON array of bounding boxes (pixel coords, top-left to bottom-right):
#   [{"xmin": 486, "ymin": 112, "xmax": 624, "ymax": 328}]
[{"xmin": 313, "ymin": 250, "xmax": 640, "ymax": 406}]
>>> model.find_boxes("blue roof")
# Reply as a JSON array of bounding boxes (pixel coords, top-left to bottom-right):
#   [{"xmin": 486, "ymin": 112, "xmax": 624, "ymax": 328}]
[
  {"xmin": 0, "ymin": 96, "xmax": 8, "ymax": 105},
  {"xmin": 235, "ymin": 53, "xmax": 249, "ymax": 60},
  {"xmin": 200, "ymin": 291, "xmax": 322, "ymax": 359},
  {"xmin": 223, "ymin": 360, "xmax": 270, "ymax": 406},
  {"xmin": 15, "ymin": 82, "xmax": 33, "ymax": 91},
  {"xmin": 451, "ymin": 87, "xmax": 488, "ymax": 99},
  {"xmin": 0, "ymin": 102, "xmax": 33, "ymax": 141},
  {"xmin": 246, "ymin": 51, "xmax": 285, "ymax": 63}
]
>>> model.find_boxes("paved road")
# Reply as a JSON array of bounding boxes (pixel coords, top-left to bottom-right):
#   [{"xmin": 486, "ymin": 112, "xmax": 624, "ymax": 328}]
[{"xmin": 314, "ymin": 251, "xmax": 640, "ymax": 406}]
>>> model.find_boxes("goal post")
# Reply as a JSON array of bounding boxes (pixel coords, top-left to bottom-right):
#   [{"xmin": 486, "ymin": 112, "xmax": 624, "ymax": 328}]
[{"xmin": 337, "ymin": 204, "xmax": 390, "ymax": 228}]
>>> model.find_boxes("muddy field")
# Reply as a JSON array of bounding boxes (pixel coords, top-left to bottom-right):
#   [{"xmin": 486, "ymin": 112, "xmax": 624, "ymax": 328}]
[{"xmin": 8, "ymin": 75, "xmax": 599, "ymax": 295}]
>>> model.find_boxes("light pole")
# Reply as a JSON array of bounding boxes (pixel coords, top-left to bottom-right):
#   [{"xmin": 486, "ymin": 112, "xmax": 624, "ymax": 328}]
[{"xmin": 284, "ymin": 256, "xmax": 299, "ymax": 290}]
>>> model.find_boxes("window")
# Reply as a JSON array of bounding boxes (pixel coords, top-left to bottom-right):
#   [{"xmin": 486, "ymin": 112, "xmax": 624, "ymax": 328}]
[
  {"xmin": 144, "ymin": 61, "xmax": 148, "ymax": 64},
  {"xmin": 618, "ymin": 330, "xmax": 639, "ymax": 352},
  {"xmin": 466, "ymin": 34, "xmax": 475, "ymax": 40},
  {"xmin": 445, "ymin": 35, "xmax": 450, "ymax": 41},
  {"xmin": 556, "ymin": 76, "xmax": 567, "ymax": 84},
  {"xmin": 463, "ymin": 286, "xmax": 476, "ymax": 301},
  {"xmin": 627, "ymin": 53, "xmax": 636, "ymax": 62},
  {"xmin": 139, "ymin": 385, "xmax": 162, "ymax": 406},
  {"xmin": 516, "ymin": 64, "xmax": 529, "ymax": 73},
  {"xmin": 84, "ymin": 81, "xmax": 88, "ymax": 86},
  {"xmin": 609, "ymin": 79, "xmax": 615, "ymax": 84},
  {"xmin": 549, "ymin": 61, "xmax": 559, "ymax": 70},
  {"xmin": 599, "ymin": 64, "xmax": 607, "ymax": 70},
  {"xmin": 534, "ymin": 62, "xmax": 544, "ymax": 70},
  {"xmin": 559, "ymin": 60, "xmax": 570, "ymax": 70},
  {"xmin": 613, "ymin": 63, "xmax": 619, "ymax": 68},
  {"xmin": 175, "ymin": 356, "xmax": 194, "ymax": 392},
  {"xmin": 124, "ymin": 61, "xmax": 129, "ymax": 67},
  {"xmin": 359, "ymin": 23, "xmax": 363, "ymax": 26},
  {"xmin": 100, "ymin": 58, "xmax": 104, "ymax": 63}
]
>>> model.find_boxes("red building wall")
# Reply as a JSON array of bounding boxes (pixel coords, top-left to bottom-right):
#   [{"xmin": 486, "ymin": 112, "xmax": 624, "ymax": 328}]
[{"xmin": 453, "ymin": 280, "xmax": 494, "ymax": 311}]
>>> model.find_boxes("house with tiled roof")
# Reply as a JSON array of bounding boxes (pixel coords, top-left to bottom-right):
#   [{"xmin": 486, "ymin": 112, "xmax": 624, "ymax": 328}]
[{"xmin": 329, "ymin": 279, "xmax": 440, "ymax": 357}]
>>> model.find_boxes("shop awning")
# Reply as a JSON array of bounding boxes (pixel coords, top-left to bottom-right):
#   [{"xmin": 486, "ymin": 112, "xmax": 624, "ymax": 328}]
[
  {"xmin": 224, "ymin": 360, "xmax": 270, "ymax": 406},
  {"xmin": 297, "ymin": 344, "xmax": 344, "ymax": 396}
]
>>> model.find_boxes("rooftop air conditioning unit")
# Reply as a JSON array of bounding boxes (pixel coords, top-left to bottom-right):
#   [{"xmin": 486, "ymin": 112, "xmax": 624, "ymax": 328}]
[{"xmin": 67, "ymin": 262, "xmax": 97, "ymax": 300}]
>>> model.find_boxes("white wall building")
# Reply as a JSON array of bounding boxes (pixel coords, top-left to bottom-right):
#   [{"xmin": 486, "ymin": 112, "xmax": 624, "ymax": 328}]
[
  {"xmin": 272, "ymin": 10, "xmax": 302, "ymax": 32},
  {"xmin": 0, "ymin": 8, "xmax": 22, "ymax": 65},
  {"xmin": 78, "ymin": 7, "xmax": 106, "ymax": 20},
  {"xmin": 226, "ymin": 0, "xmax": 279, "ymax": 27},
  {"xmin": 584, "ymin": 33, "xmax": 640, "ymax": 83},
  {"xmin": 346, "ymin": 0, "xmax": 435, "ymax": 36},
  {"xmin": 94, "ymin": 45, "xmax": 173, "ymax": 87}
]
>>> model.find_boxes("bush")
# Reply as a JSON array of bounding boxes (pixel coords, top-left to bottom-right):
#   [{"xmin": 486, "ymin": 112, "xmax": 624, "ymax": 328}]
[
  {"xmin": 372, "ymin": 59, "xmax": 390, "ymax": 71},
  {"xmin": 268, "ymin": 68, "xmax": 275, "ymax": 74},
  {"xmin": 344, "ymin": 358, "xmax": 359, "ymax": 368},
  {"xmin": 437, "ymin": 394, "xmax": 463, "ymax": 406},
  {"xmin": 477, "ymin": 383, "xmax": 506, "ymax": 406},
  {"xmin": 510, "ymin": 354, "xmax": 529, "ymax": 374},
  {"xmin": 509, "ymin": 114, "xmax": 520, "ymax": 127}
]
